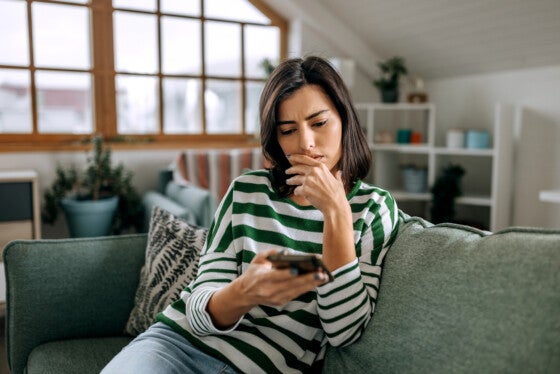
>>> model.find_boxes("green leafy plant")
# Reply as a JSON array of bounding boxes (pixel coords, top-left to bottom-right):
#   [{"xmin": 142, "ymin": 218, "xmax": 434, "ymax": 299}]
[
  {"xmin": 372, "ymin": 56, "xmax": 408, "ymax": 91},
  {"xmin": 259, "ymin": 58, "xmax": 277, "ymax": 77},
  {"xmin": 42, "ymin": 135, "xmax": 144, "ymax": 234},
  {"xmin": 430, "ymin": 163, "xmax": 466, "ymax": 224}
]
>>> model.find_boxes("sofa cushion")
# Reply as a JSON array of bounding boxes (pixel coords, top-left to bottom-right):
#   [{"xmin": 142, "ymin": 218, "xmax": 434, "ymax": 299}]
[
  {"xmin": 324, "ymin": 212, "xmax": 560, "ymax": 373},
  {"xmin": 26, "ymin": 337, "xmax": 132, "ymax": 374},
  {"xmin": 125, "ymin": 206, "xmax": 207, "ymax": 336}
]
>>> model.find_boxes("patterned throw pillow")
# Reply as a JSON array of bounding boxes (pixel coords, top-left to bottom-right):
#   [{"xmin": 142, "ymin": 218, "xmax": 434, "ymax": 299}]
[{"xmin": 125, "ymin": 206, "xmax": 208, "ymax": 336}]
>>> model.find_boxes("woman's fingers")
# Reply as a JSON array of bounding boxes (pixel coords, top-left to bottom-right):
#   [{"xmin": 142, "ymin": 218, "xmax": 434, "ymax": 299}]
[{"xmin": 242, "ymin": 256, "xmax": 329, "ymax": 307}]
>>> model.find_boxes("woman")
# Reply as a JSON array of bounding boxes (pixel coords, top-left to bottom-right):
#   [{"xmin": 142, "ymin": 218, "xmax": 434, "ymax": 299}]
[{"xmin": 102, "ymin": 56, "xmax": 399, "ymax": 373}]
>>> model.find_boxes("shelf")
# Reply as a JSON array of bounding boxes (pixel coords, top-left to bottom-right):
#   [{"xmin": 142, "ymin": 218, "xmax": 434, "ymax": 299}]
[
  {"xmin": 370, "ymin": 143, "xmax": 431, "ymax": 153},
  {"xmin": 370, "ymin": 145, "xmax": 494, "ymax": 156},
  {"xmin": 391, "ymin": 191, "xmax": 431, "ymax": 201},
  {"xmin": 391, "ymin": 192, "xmax": 492, "ymax": 206},
  {"xmin": 539, "ymin": 189, "xmax": 560, "ymax": 204},
  {"xmin": 434, "ymin": 147, "xmax": 495, "ymax": 156},
  {"xmin": 356, "ymin": 102, "xmax": 433, "ymax": 111},
  {"xmin": 456, "ymin": 195, "xmax": 492, "ymax": 206}
]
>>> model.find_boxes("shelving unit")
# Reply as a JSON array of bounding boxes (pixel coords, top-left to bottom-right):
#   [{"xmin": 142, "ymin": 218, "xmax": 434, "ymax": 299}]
[{"xmin": 355, "ymin": 102, "xmax": 514, "ymax": 231}]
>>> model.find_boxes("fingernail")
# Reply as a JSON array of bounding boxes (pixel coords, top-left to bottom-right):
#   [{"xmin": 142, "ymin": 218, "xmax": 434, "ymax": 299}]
[
  {"xmin": 314, "ymin": 273, "xmax": 325, "ymax": 281},
  {"xmin": 290, "ymin": 267, "xmax": 299, "ymax": 276}
]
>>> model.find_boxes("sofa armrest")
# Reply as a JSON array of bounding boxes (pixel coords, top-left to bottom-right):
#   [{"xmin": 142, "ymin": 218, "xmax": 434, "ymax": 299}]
[
  {"xmin": 164, "ymin": 181, "xmax": 217, "ymax": 227},
  {"xmin": 142, "ymin": 191, "xmax": 197, "ymax": 231},
  {"xmin": 158, "ymin": 169, "xmax": 173, "ymax": 194},
  {"xmin": 3, "ymin": 234, "xmax": 147, "ymax": 374}
]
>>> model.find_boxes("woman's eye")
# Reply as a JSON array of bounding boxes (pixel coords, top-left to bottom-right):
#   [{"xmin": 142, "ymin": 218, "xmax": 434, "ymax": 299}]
[
  {"xmin": 313, "ymin": 120, "xmax": 328, "ymax": 127},
  {"xmin": 279, "ymin": 128, "xmax": 295, "ymax": 136}
]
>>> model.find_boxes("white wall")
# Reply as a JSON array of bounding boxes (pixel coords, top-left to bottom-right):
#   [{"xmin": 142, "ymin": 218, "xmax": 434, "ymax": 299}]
[{"xmin": 287, "ymin": 20, "xmax": 377, "ymax": 103}]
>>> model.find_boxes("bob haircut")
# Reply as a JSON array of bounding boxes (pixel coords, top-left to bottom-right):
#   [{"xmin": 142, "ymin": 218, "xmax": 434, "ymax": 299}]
[{"xmin": 259, "ymin": 56, "xmax": 372, "ymax": 197}]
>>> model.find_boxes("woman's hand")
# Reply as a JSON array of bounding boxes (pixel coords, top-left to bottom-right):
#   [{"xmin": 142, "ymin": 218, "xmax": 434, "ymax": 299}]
[
  {"xmin": 285, "ymin": 154, "xmax": 347, "ymax": 214},
  {"xmin": 208, "ymin": 249, "xmax": 329, "ymax": 329},
  {"xmin": 285, "ymin": 154, "xmax": 356, "ymax": 273},
  {"xmin": 236, "ymin": 249, "xmax": 329, "ymax": 307}
]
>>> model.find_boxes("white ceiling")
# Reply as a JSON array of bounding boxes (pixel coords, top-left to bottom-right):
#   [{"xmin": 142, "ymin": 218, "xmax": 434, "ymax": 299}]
[{"xmin": 267, "ymin": 0, "xmax": 560, "ymax": 80}]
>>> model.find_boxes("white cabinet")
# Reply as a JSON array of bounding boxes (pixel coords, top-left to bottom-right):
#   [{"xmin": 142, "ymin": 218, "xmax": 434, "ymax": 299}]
[
  {"xmin": 0, "ymin": 170, "xmax": 41, "ymax": 308},
  {"xmin": 355, "ymin": 102, "xmax": 514, "ymax": 231}
]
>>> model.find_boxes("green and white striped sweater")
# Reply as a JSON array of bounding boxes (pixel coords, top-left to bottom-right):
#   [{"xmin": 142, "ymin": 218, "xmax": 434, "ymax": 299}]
[{"xmin": 157, "ymin": 169, "xmax": 399, "ymax": 373}]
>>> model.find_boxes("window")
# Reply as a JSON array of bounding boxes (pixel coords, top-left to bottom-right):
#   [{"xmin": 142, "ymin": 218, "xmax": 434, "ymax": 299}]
[{"xmin": 0, "ymin": 0, "xmax": 286, "ymax": 149}]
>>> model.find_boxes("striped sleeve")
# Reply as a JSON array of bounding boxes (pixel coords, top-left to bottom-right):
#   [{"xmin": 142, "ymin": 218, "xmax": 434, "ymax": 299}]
[
  {"xmin": 183, "ymin": 185, "xmax": 244, "ymax": 336},
  {"xmin": 315, "ymin": 190, "xmax": 399, "ymax": 347}
]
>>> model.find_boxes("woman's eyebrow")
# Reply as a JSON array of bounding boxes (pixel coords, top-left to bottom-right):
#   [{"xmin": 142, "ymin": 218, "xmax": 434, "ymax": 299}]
[{"xmin": 277, "ymin": 109, "xmax": 330, "ymax": 125}]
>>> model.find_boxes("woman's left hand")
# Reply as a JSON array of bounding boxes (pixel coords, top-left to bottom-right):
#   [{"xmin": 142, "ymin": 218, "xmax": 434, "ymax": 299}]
[
  {"xmin": 285, "ymin": 154, "xmax": 347, "ymax": 214},
  {"xmin": 285, "ymin": 154, "xmax": 356, "ymax": 272}
]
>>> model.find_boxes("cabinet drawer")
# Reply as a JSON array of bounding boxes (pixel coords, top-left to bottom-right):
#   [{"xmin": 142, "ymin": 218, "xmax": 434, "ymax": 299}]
[{"xmin": 0, "ymin": 182, "xmax": 33, "ymax": 221}]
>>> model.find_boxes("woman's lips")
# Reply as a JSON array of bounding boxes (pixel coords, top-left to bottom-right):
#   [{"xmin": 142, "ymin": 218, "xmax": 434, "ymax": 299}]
[{"xmin": 286, "ymin": 154, "xmax": 324, "ymax": 161}]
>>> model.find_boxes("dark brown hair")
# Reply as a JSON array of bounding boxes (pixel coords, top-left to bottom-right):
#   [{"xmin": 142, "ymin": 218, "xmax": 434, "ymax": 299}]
[{"xmin": 259, "ymin": 56, "xmax": 371, "ymax": 196}]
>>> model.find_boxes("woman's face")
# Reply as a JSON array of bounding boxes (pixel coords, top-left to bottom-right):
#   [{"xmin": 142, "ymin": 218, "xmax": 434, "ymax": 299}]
[{"xmin": 276, "ymin": 84, "xmax": 343, "ymax": 173}]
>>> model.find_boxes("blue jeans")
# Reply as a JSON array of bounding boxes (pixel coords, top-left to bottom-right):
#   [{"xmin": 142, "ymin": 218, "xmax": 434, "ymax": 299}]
[{"xmin": 101, "ymin": 322, "xmax": 239, "ymax": 374}]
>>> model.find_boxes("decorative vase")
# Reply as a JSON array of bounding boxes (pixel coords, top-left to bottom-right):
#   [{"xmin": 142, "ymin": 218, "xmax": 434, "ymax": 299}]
[
  {"xmin": 402, "ymin": 166, "xmax": 428, "ymax": 193},
  {"xmin": 380, "ymin": 89, "xmax": 399, "ymax": 103},
  {"xmin": 61, "ymin": 196, "xmax": 119, "ymax": 238}
]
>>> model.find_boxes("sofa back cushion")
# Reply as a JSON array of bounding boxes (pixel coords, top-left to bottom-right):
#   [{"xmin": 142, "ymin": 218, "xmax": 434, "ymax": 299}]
[
  {"xmin": 324, "ymin": 212, "xmax": 560, "ymax": 373},
  {"xmin": 173, "ymin": 147, "xmax": 265, "ymax": 201}
]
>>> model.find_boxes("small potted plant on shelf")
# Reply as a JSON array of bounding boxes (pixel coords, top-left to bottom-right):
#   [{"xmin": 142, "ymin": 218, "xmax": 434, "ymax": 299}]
[
  {"xmin": 430, "ymin": 163, "xmax": 465, "ymax": 224},
  {"xmin": 372, "ymin": 56, "xmax": 408, "ymax": 103},
  {"xmin": 42, "ymin": 135, "xmax": 143, "ymax": 237}
]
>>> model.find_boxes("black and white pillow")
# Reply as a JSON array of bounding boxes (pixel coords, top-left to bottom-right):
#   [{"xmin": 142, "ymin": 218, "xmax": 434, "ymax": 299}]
[{"xmin": 125, "ymin": 206, "xmax": 208, "ymax": 336}]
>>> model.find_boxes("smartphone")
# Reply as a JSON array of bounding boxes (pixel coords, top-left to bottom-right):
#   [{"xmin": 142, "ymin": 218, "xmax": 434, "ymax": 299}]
[{"xmin": 266, "ymin": 253, "xmax": 334, "ymax": 282}]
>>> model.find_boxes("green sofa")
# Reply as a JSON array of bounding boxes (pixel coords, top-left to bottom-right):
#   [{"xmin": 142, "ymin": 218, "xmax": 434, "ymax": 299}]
[{"xmin": 3, "ymin": 213, "xmax": 560, "ymax": 373}]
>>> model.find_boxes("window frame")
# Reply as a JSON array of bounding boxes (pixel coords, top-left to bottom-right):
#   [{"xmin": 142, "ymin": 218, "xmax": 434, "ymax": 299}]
[{"xmin": 0, "ymin": 0, "xmax": 287, "ymax": 151}]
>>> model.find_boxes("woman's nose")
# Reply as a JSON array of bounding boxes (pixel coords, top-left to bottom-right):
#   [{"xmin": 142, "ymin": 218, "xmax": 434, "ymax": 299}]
[{"xmin": 299, "ymin": 128, "xmax": 315, "ymax": 150}]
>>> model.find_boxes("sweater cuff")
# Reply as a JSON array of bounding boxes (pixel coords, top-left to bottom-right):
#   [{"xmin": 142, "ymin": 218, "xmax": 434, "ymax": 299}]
[
  {"xmin": 316, "ymin": 258, "xmax": 360, "ymax": 294},
  {"xmin": 186, "ymin": 288, "xmax": 243, "ymax": 336}
]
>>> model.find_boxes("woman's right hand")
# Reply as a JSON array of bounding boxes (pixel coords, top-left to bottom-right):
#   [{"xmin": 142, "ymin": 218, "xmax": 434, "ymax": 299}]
[
  {"xmin": 236, "ymin": 249, "xmax": 329, "ymax": 307},
  {"xmin": 207, "ymin": 249, "xmax": 328, "ymax": 329}
]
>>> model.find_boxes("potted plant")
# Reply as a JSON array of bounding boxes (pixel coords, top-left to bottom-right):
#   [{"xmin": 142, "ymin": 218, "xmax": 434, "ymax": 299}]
[
  {"xmin": 372, "ymin": 56, "xmax": 408, "ymax": 103},
  {"xmin": 42, "ymin": 135, "xmax": 143, "ymax": 237},
  {"xmin": 430, "ymin": 163, "xmax": 465, "ymax": 224}
]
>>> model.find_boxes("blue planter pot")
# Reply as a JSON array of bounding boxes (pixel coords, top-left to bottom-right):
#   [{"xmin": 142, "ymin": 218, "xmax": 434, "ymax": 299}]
[
  {"xmin": 402, "ymin": 167, "xmax": 428, "ymax": 193},
  {"xmin": 61, "ymin": 196, "xmax": 119, "ymax": 238}
]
